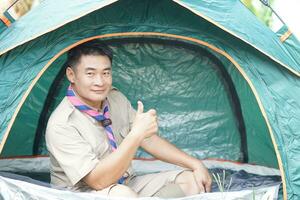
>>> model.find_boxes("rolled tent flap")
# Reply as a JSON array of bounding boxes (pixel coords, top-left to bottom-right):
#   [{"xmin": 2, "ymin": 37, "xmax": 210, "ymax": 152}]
[{"xmin": 0, "ymin": 159, "xmax": 281, "ymax": 199}]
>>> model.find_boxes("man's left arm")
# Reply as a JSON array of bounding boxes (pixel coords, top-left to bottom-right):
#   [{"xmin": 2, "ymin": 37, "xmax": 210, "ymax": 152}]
[{"xmin": 141, "ymin": 135, "xmax": 212, "ymax": 192}]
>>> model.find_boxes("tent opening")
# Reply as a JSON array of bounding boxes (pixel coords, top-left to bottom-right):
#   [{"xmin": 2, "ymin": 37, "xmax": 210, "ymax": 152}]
[{"xmin": 0, "ymin": 37, "xmax": 281, "ymax": 197}]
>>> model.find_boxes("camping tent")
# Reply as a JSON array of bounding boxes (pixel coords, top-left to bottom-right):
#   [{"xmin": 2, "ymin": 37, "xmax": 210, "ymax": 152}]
[{"xmin": 0, "ymin": 0, "xmax": 300, "ymax": 199}]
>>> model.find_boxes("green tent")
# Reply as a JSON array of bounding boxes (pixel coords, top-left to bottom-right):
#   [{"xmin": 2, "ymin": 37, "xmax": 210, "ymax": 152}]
[{"xmin": 0, "ymin": 0, "xmax": 299, "ymax": 199}]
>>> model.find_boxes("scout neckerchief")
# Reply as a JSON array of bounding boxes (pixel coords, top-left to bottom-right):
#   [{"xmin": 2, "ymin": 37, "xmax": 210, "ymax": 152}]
[{"xmin": 66, "ymin": 85, "xmax": 125, "ymax": 184}]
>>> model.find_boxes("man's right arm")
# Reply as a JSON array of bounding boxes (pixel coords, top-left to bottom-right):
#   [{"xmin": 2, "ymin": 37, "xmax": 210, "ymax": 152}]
[
  {"xmin": 83, "ymin": 101, "xmax": 157, "ymax": 190},
  {"xmin": 83, "ymin": 131, "xmax": 142, "ymax": 190}
]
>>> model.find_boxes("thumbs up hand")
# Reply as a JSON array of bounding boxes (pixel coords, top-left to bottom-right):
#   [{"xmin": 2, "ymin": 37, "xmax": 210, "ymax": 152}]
[
  {"xmin": 136, "ymin": 101, "xmax": 144, "ymax": 114},
  {"xmin": 130, "ymin": 101, "xmax": 158, "ymax": 141}
]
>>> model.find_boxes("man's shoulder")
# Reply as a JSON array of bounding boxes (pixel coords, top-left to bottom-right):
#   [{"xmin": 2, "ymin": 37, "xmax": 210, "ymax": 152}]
[
  {"xmin": 47, "ymin": 97, "xmax": 75, "ymax": 127},
  {"xmin": 108, "ymin": 87, "xmax": 129, "ymax": 103}
]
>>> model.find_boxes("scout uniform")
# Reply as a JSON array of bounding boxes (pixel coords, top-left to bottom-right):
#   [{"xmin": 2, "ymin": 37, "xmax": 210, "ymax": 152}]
[{"xmin": 46, "ymin": 88, "xmax": 184, "ymax": 197}]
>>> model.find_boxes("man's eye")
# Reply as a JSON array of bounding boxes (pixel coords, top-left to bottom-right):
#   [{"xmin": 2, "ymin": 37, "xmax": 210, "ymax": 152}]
[
  {"xmin": 87, "ymin": 72, "xmax": 94, "ymax": 76},
  {"xmin": 103, "ymin": 71, "xmax": 111, "ymax": 76}
]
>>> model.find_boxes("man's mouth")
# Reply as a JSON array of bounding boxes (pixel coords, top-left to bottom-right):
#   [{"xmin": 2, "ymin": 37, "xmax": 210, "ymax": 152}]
[{"xmin": 92, "ymin": 90, "xmax": 105, "ymax": 94}]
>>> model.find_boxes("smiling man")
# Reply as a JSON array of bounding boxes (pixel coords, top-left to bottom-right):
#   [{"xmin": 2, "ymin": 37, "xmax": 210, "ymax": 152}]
[{"xmin": 45, "ymin": 40, "xmax": 211, "ymax": 198}]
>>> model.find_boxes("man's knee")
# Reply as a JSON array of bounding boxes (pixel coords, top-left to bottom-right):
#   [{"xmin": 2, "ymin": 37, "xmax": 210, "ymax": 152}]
[
  {"xmin": 109, "ymin": 184, "xmax": 138, "ymax": 198},
  {"xmin": 175, "ymin": 171, "xmax": 199, "ymax": 195}
]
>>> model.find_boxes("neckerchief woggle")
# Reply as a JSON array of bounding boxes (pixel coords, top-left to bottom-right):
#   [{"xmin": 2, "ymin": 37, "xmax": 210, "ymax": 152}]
[{"xmin": 66, "ymin": 85, "xmax": 125, "ymax": 184}]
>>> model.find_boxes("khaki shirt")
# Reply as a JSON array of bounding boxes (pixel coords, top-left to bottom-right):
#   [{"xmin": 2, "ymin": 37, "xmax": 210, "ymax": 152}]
[{"xmin": 45, "ymin": 88, "xmax": 136, "ymax": 191}]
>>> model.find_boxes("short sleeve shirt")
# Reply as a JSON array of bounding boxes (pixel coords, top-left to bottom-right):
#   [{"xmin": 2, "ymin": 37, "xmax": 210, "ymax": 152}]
[{"xmin": 45, "ymin": 88, "xmax": 136, "ymax": 191}]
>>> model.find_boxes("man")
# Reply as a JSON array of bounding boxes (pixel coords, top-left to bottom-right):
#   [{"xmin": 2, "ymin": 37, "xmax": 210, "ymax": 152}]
[{"xmin": 46, "ymin": 40, "xmax": 211, "ymax": 198}]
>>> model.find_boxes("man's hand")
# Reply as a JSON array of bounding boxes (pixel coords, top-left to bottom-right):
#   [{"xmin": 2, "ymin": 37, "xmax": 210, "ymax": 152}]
[
  {"xmin": 192, "ymin": 161, "xmax": 212, "ymax": 193},
  {"xmin": 83, "ymin": 102, "xmax": 158, "ymax": 190},
  {"xmin": 130, "ymin": 101, "xmax": 158, "ymax": 140}
]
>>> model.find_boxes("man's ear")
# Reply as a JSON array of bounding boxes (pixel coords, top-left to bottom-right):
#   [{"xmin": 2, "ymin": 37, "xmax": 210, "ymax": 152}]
[{"xmin": 66, "ymin": 67, "xmax": 75, "ymax": 83}]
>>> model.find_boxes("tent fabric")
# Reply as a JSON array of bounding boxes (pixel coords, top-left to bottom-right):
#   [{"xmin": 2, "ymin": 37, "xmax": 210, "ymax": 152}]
[
  {"xmin": 174, "ymin": 0, "xmax": 300, "ymax": 74},
  {"xmin": 0, "ymin": 159, "xmax": 281, "ymax": 199},
  {"xmin": 0, "ymin": 0, "xmax": 299, "ymax": 74},
  {"xmin": 3, "ymin": 40, "xmax": 247, "ymax": 161},
  {"xmin": 0, "ymin": 158, "xmax": 281, "ymax": 176},
  {"xmin": 0, "ymin": 171, "xmax": 281, "ymax": 195},
  {"xmin": 0, "ymin": 0, "xmax": 278, "ymax": 160},
  {"xmin": 0, "ymin": 174, "xmax": 280, "ymax": 200},
  {"xmin": 0, "ymin": 0, "xmax": 118, "ymax": 55},
  {"xmin": 0, "ymin": 38, "xmax": 278, "ymax": 168},
  {"xmin": 0, "ymin": 0, "xmax": 300, "ymax": 199}
]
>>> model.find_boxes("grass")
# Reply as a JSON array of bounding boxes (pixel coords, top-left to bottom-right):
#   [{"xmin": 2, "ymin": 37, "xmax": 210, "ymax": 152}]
[
  {"xmin": 212, "ymin": 170, "xmax": 232, "ymax": 193},
  {"xmin": 212, "ymin": 169, "xmax": 258, "ymax": 200}
]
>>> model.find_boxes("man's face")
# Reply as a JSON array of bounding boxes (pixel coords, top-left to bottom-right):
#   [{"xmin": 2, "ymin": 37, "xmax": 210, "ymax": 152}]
[{"xmin": 66, "ymin": 54, "xmax": 112, "ymax": 109}]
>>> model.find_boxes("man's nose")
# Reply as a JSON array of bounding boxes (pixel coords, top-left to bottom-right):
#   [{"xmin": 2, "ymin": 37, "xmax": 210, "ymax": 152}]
[{"xmin": 93, "ymin": 75, "xmax": 104, "ymax": 85}]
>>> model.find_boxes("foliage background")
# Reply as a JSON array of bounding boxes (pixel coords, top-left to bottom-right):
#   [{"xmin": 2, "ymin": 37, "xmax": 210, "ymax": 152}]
[{"xmin": 241, "ymin": 0, "xmax": 275, "ymax": 27}]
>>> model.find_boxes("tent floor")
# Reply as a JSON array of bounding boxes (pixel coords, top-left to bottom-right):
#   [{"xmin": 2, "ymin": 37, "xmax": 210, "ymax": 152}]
[{"xmin": 0, "ymin": 158, "xmax": 282, "ymax": 196}]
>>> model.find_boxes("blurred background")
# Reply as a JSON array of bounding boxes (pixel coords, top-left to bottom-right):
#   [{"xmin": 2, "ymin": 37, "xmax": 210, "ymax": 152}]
[
  {"xmin": 0, "ymin": 0, "xmax": 299, "ymax": 39},
  {"xmin": 241, "ymin": 0, "xmax": 300, "ymax": 38},
  {"xmin": 0, "ymin": 0, "xmax": 40, "ymax": 19}
]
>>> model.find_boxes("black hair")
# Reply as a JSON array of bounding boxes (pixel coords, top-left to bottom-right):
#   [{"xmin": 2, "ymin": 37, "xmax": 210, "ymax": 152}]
[{"xmin": 66, "ymin": 40, "xmax": 113, "ymax": 69}]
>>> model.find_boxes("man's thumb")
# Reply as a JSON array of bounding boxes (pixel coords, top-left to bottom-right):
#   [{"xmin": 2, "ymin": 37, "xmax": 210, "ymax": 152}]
[{"xmin": 137, "ymin": 101, "xmax": 144, "ymax": 114}]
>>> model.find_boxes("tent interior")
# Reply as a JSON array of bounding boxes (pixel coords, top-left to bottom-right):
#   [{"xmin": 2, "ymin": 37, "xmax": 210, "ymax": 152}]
[{"xmin": 0, "ymin": 37, "xmax": 282, "ymax": 197}]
